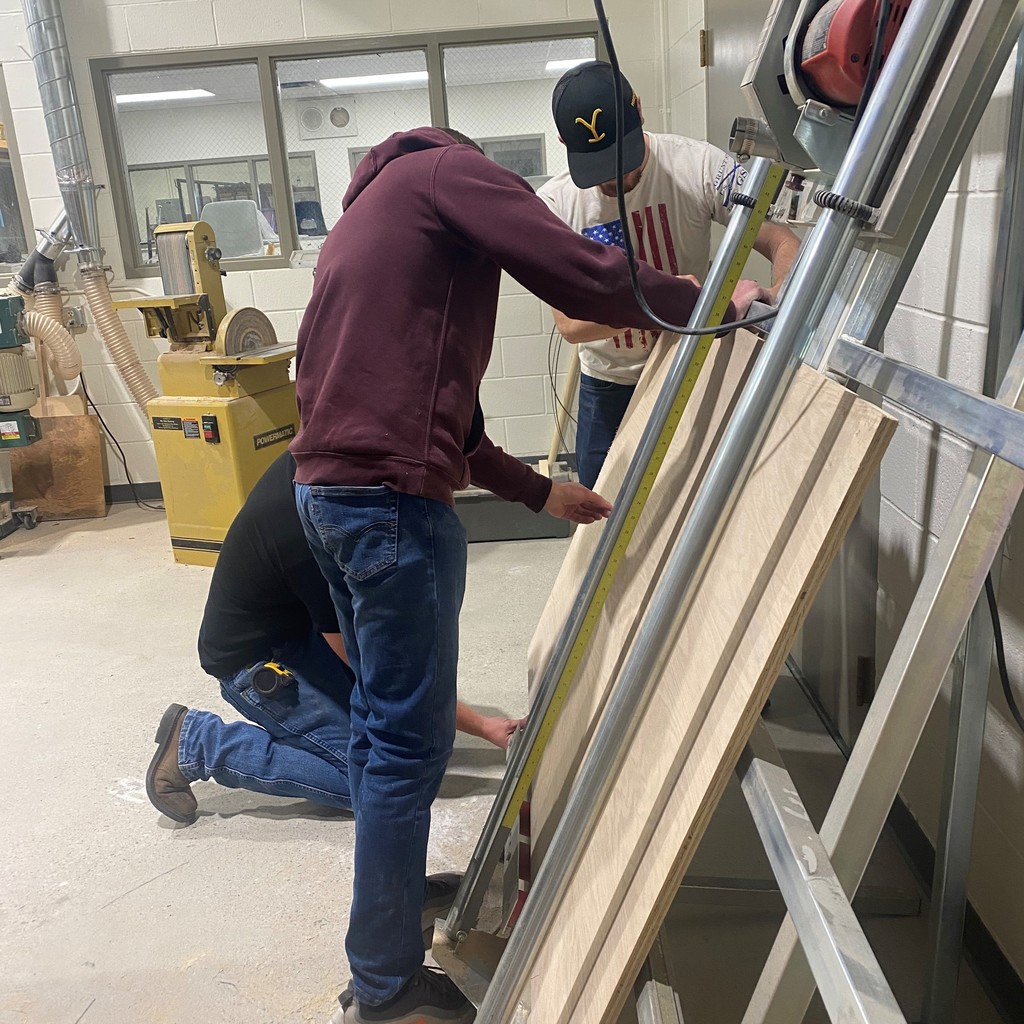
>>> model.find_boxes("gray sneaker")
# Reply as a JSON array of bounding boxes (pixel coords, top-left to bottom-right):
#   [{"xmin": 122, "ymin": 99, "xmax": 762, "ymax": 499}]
[
  {"xmin": 421, "ymin": 873, "xmax": 461, "ymax": 949},
  {"xmin": 333, "ymin": 967, "xmax": 475, "ymax": 1024}
]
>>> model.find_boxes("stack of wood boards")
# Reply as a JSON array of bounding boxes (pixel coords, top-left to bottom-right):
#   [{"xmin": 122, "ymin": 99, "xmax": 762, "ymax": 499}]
[{"xmin": 519, "ymin": 330, "xmax": 896, "ymax": 1024}]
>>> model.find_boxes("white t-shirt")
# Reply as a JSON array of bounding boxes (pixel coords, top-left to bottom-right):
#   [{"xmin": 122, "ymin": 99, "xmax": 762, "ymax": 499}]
[{"xmin": 538, "ymin": 133, "xmax": 745, "ymax": 384}]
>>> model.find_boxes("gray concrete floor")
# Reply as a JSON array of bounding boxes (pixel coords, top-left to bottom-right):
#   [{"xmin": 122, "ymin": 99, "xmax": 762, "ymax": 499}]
[
  {"xmin": 1, "ymin": 506, "xmax": 1008, "ymax": 1024},
  {"xmin": 2, "ymin": 506, "xmax": 561, "ymax": 1024}
]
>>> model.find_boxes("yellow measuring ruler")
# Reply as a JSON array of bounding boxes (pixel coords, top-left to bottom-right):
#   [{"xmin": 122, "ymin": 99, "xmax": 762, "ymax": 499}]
[{"xmin": 501, "ymin": 163, "xmax": 784, "ymax": 829}]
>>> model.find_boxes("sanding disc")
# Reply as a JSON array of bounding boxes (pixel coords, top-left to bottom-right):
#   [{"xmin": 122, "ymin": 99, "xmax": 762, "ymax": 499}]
[{"xmin": 214, "ymin": 307, "xmax": 278, "ymax": 356}]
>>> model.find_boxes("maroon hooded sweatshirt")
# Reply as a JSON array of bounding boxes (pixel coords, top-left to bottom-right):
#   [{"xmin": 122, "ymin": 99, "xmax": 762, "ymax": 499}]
[{"xmin": 292, "ymin": 128, "xmax": 731, "ymax": 510}]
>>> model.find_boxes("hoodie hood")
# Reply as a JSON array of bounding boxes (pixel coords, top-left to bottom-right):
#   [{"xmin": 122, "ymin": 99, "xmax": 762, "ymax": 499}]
[{"xmin": 343, "ymin": 127, "xmax": 459, "ymax": 210}]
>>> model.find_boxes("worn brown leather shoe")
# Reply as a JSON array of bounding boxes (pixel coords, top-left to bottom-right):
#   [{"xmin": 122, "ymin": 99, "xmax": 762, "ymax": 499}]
[{"xmin": 146, "ymin": 704, "xmax": 197, "ymax": 825}]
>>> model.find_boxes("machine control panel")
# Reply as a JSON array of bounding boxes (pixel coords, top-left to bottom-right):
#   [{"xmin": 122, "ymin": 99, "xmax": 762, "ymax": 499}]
[{"xmin": 201, "ymin": 414, "xmax": 220, "ymax": 444}]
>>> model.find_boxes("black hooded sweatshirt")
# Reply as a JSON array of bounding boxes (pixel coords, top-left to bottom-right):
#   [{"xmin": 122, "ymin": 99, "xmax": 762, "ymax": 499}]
[{"xmin": 292, "ymin": 127, "xmax": 728, "ymax": 510}]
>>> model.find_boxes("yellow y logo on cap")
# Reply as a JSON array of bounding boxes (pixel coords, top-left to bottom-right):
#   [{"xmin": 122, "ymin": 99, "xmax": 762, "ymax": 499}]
[{"xmin": 575, "ymin": 108, "xmax": 606, "ymax": 144}]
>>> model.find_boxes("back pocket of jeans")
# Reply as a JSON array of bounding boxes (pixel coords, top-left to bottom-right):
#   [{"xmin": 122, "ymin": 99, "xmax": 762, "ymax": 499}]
[
  {"xmin": 343, "ymin": 519, "xmax": 397, "ymax": 581},
  {"xmin": 314, "ymin": 488, "xmax": 398, "ymax": 582}
]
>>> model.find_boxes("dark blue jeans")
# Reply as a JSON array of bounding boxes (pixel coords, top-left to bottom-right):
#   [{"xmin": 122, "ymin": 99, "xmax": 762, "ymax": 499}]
[
  {"xmin": 295, "ymin": 483, "xmax": 467, "ymax": 1006},
  {"xmin": 178, "ymin": 631, "xmax": 354, "ymax": 809},
  {"xmin": 575, "ymin": 372, "xmax": 638, "ymax": 490}
]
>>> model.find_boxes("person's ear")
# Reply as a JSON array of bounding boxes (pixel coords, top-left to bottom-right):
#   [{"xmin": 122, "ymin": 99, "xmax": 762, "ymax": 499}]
[
  {"xmin": 557, "ymin": 134, "xmax": 566, "ymax": 147},
  {"xmin": 636, "ymin": 98, "xmax": 645, "ymax": 126}
]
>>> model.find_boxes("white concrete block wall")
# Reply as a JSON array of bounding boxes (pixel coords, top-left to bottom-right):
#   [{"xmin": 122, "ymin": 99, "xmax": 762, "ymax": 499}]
[
  {"xmin": 664, "ymin": 0, "xmax": 705, "ymax": 139},
  {"xmin": 875, "ymin": 53, "xmax": 1024, "ymax": 975},
  {"xmin": 0, "ymin": 0, "xmax": 662, "ymax": 482}
]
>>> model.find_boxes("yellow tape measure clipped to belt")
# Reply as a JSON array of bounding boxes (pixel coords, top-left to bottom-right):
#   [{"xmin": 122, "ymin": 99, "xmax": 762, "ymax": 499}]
[
  {"xmin": 501, "ymin": 163, "xmax": 785, "ymax": 829},
  {"xmin": 253, "ymin": 661, "xmax": 295, "ymax": 698}
]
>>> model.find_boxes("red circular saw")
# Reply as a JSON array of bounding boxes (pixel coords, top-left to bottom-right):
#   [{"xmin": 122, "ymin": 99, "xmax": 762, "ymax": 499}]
[{"xmin": 800, "ymin": 0, "xmax": 911, "ymax": 107}]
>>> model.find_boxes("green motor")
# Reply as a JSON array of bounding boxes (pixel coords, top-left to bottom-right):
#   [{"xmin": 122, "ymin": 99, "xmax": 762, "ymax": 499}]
[{"xmin": 0, "ymin": 293, "xmax": 41, "ymax": 448}]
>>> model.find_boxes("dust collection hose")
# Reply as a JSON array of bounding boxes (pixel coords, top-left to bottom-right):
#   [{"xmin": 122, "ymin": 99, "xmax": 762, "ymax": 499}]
[
  {"xmin": 80, "ymin": 267, "xmax": 158, "ymax": 409},
  {"xmin": 33, "ymin": 287, "xmax": 63, "ymax": 323},
  {"xmin": 22, "ymin": 309, "xmax": 81, "ymax": 380}
]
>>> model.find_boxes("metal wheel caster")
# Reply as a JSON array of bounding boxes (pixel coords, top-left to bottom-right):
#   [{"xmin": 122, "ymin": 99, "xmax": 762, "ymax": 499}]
[{"xmin": 14, "ymin": 508, "xmax": 38, "ymax": 530}]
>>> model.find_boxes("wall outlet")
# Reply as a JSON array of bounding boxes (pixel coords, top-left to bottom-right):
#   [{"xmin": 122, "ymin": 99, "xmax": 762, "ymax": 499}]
[{"xmin": 63, "ymin": 306, "xmax": 87, "ymax": 331}]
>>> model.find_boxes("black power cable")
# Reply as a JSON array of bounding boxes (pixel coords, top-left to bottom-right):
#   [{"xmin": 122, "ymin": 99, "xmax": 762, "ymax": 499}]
[
  {"xmin": 593, "ymin": 0, "xmax": 779, "ymax": 336},
  {"xmin": 547, "ymin": 322, "xmax": 577, "ymax": 462},
  {"xmin": 854, "ymin": 0, "xmax": 893, "ymax": 126},
  {"xmin": 984, "ymin": 572, "xmax": 1024, "ymax": 734},
  {"xmin": 80, "ymin": 372, "xmax": 165, "ymax": 513}
]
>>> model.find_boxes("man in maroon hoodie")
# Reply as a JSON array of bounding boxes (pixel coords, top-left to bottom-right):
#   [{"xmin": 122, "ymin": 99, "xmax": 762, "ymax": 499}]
[{"xmin": 292, "ymin": 127, "xmax": 755, "ymax": 1024}]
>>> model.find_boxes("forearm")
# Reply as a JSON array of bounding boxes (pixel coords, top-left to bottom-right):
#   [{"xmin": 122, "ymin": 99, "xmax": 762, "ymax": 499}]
[
  {"xmin": 770, "ymin": 237, "xmax": 800, "ymax": 291},
  {"xmin": 468, "ymin": 432, "xmax": 552, "ymax": 511},
  {"xmin": 455, "ymin": 702, "xmax": 490, "ymax": 739},
  {"xmin": 553, "ymin": 308, "xmax": 619, "ymax": 344},
  {"xmin": 456, "ymin": 703, "xmax": 524, "ymax": 749},
  {"xmin": 755, "ymin": 224, "xmax": 801, "ymax": 299}
]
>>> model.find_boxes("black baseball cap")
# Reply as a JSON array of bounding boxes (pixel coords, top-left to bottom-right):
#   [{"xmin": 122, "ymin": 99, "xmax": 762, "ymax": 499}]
[{"xmin": 552, "ymin": 60, "xmax": 644, "ymax": 189}]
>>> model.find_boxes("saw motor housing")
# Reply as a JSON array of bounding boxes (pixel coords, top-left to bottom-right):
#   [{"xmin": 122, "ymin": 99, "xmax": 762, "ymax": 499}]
[{"xmin": 735, "ymin": 0, "xmax": 912, "ymax": 173}]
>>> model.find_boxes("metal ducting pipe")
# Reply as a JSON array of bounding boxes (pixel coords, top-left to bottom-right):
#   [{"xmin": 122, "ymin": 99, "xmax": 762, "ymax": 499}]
[
  {"xmin": 10, "ymin": 211, "xmax": 72, "ymax": 294},
  {"xmin": 21, "ymin": 0, "xmax": 101, "ymax": 265},
  {"xmin": 21, "ymin": 0, "xmax": 159, "ymax": 410}
]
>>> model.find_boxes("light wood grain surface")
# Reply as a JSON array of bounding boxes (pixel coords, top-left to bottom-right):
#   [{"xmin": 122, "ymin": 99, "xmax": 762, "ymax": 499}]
[{"xmin": 520, "ymin": 331, "xmax": 895, "ymax": 1024}]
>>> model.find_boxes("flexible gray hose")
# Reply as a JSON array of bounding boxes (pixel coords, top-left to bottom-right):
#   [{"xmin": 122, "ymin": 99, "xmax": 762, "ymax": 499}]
[{"xmin": 80, "ymin": 268, "xmax": 158, "ymax": 409}]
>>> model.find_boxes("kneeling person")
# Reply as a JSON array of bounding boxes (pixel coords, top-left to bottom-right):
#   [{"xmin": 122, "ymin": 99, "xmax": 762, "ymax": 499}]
[{"xmin": 146, "ymin": 451, "xmax": 521, "ymax": 827}]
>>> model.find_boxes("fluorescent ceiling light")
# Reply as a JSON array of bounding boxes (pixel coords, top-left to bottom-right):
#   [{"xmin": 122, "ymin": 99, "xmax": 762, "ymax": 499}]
[
  {"xmin": 116, "ymin": 88, "xmax": 215, "ymax": 104},
  {"xmin": 545, "ymin": 58, "xmax": 592, "ymax": 72},
  {"xmin": 318, "ymin": 71, "xmax": 428, "ymax": 90}
]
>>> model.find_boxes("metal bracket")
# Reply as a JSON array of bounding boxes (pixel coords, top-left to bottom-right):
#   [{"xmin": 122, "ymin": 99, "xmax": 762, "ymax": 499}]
[{"xmin": 794, "ymin": 100, "xmax": 854, "ymax": 177}]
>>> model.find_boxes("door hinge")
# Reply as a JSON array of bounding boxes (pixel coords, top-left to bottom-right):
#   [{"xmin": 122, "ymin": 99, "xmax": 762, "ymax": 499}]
[{"xmin": 699, "ymin": 29, "xmax": 710, "ymax": 68}]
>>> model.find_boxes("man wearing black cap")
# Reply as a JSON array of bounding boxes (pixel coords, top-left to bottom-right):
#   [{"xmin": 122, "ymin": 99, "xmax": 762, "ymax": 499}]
[{"xmin": 539, "ymin": 60, "xmax": 802, "ymax": 489}]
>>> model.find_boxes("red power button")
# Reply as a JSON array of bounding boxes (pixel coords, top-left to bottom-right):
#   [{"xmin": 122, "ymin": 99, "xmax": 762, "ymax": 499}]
[{"xmin": 201, "ymin": 414, "xmax": 220, "ymax": 444}]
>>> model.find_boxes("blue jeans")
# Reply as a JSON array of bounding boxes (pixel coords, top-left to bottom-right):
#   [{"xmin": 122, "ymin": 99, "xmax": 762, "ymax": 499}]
[
  {"xmin": 178, "ymin": 631, "xmax": 354, "ymax": 810},
  {"xmin": 295, "ymin": 483, "xmax": 467, "ymax": 1006},
  {"xmin": 575, "ymin": 372, "xmax": 638, "ymax": 490}
]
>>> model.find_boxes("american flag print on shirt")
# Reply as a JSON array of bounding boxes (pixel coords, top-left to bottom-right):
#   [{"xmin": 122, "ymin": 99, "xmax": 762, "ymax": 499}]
[{"xmin": 581, "ymin": 203, "xmax": 678, "ymax": 350}]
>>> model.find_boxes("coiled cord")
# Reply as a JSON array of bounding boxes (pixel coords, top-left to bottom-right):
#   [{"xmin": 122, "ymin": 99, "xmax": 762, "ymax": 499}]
[{"xmin": 814, "ymin": 190, "xmax": 876, "ymax": 222}]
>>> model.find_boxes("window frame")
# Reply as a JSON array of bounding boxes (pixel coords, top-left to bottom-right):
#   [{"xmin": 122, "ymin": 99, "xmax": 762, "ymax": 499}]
[
  {"xmin": 0, "ymin": 67, "xmax": 35, "ymax": 279},
  {"xmin": 124, "ymin": 151, "xmax": 320, "ymax": 259},
  {"xmin": 91, "ymin": 22, "xmax": 600, "ymax": 277},
  {"xmin": 476, "ymin": 134, "xmax": 548, "ymax": 177}
]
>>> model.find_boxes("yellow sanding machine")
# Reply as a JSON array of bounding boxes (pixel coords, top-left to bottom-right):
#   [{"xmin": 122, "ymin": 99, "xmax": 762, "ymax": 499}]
[{"xmin": 114, "ymin": 221, "xmax": 298, "ymax": 566}]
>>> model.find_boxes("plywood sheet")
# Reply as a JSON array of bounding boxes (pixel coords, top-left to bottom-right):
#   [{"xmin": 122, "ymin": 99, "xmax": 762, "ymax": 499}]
[
  {"xmin": 528, "ymin": 331, "xmax": 763, "ymax": 863},
  {"xmin": 520, "ymin": 334, "xmax": 895, "ymax": 1024},
  {"xmin": 11, "ymin": 414, "xmax": 107, "ymax": 521}
]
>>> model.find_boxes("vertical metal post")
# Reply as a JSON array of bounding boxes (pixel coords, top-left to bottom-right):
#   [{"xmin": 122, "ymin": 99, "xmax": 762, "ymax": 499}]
[
  {"xmin": 984, "ymin": 40, "xmax": 1024, "ymax": 394},
  {"xmin": 476, "ymin": 0, "xmax": 964, "ymax": 1014},
  {"xmin": 920, "ymin": 38, "xmax": 1024, "ymax": 1020},
  {"xmin": 443, "ymin": 157, "xmax": 778, "ymax": 939},
  {"xmin": 919, "ymin": 605, "xmax": 992, "ymax": 1024}
]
